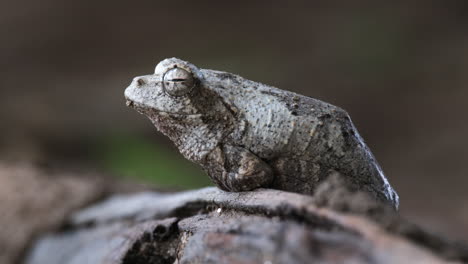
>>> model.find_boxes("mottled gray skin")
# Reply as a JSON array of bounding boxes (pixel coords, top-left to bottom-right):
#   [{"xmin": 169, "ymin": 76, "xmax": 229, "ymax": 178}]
[{"xmin": 124, "ymin": 58, "xmax": 399, "ymax": 208}]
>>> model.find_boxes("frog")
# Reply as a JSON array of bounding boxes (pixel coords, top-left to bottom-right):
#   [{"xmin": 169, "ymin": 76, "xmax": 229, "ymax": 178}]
[{"xmin": 124, "ymin": 58, "xmax": 399, "ymax": 209}]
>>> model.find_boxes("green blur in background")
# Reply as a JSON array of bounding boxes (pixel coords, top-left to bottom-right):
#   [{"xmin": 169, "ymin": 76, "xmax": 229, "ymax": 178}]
[{"xmin": 96, "ymin": 134, "xmax": 211, "ymax": 189}]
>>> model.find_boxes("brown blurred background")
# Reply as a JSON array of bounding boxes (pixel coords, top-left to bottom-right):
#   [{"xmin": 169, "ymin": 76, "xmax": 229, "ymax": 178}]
[{"xmin": 1, "ymin": 1, "xmax": 467, "ymax": 240}]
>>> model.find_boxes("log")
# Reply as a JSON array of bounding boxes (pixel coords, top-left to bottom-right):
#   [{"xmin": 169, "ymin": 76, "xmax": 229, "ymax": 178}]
[
  {"xmin": 0, "ymin": 162, "xmax": 147, "ymax": 264},
  {"xmin": 22, "ymin": 172, "xmax": 468, "ymax": 264}
]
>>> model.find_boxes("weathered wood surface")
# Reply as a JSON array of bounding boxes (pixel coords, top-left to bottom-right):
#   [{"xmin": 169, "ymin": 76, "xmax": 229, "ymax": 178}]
[
  {"xmin": 24, "ymin": 174, "xmax": 468, "ymax": 264},
  {"xmin": 0, "ymin": 162, "xmax": 111, "ymax": 264},
  {"xmin": 0, "ymin": 162, "xmax": 150, "ymax": 264}
]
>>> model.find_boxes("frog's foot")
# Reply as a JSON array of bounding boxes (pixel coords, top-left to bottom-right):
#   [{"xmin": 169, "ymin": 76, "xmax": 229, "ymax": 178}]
[{"xmin": 204, "ymin": 144, "xmax": 274, "ymax": 192}]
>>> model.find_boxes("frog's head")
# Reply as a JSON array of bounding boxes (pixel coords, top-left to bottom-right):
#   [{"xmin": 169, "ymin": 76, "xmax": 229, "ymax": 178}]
[
  {"xmin": 124, "ymin": 58, "xmax": 236, "ymax": 160},
  {"xmin": 124, "ymin": 58, "xmax": 204, "ymax": 116}
]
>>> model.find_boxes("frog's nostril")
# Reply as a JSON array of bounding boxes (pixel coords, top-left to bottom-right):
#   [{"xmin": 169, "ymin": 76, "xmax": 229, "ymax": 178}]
[{"xmin": 136, "ymin": 78, "xmax": 146, "ymax": 87}]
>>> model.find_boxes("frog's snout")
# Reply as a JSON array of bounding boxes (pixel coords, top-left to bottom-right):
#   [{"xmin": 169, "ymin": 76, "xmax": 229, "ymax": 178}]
[{"xmin": 124, "ymin": 81, "xmax": 139, "ymax": 108}]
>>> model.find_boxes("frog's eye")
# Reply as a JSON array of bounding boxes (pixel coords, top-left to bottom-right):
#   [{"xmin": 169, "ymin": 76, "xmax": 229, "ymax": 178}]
[{"xmin": 162, "ymin": 67, "xmax": 195, "ymax": 97}]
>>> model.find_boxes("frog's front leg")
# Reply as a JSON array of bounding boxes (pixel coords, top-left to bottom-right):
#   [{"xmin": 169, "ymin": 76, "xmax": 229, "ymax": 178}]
[{"xmin": 203, "ymin": 144, "xmax": 274, "ymax": 192}]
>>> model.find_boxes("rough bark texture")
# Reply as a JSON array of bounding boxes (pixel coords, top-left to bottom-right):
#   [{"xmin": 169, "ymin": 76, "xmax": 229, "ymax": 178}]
[
  {"xmin": 0, "ymin": 162, "xmax": 149, "ymax": 264},
  {"xmin": 22, "ymin": 173, "xmax": 468, "ymax": 264},
  {"xmin": 0, "ymin": 162, "xmax": 109, "ymax": 264}
]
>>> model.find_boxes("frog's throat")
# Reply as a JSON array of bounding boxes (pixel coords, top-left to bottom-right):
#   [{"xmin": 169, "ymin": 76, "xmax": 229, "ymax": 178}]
[{"xmin": 126, "ymin": 99, "xmax": 201, "ymax": 117}]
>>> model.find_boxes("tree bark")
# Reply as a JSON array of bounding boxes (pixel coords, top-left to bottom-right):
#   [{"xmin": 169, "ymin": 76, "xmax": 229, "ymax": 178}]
[{"xmin": 22, "ymin": 173, "xmax": 468, "ymax": 264}]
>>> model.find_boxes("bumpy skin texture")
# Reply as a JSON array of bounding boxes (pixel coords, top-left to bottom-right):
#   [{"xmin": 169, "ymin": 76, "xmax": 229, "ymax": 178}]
[{"xmin": 124, "ymin": 58, "xmax": 399, "ymax": 208}]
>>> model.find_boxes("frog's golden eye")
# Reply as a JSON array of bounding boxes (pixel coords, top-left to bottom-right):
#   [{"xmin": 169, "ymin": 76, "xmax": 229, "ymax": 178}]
[{"xmin": 162, "ymin": 67, "xmax": 195, "ymax": 97}]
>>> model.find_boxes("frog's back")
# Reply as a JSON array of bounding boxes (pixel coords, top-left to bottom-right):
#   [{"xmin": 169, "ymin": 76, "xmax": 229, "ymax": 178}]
[{"xmin": 201, "ymin": 68, "xmax": 399, "ymax": 208}]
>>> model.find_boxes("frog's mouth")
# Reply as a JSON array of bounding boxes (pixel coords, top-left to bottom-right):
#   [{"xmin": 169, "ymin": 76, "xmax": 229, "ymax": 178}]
[
  {"xmin": 125, "ymin": 99, "xmax": 146, "ymax": 113},
  {"xmin": 125, "ymin": 99, "xmax": 135, "ymax": 108}
]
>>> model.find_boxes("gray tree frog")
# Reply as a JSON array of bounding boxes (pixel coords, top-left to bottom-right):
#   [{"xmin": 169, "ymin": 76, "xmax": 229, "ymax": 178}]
[{"xmin": 124, "ymin": 58, "xmax": 399, "ymax": 208}]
